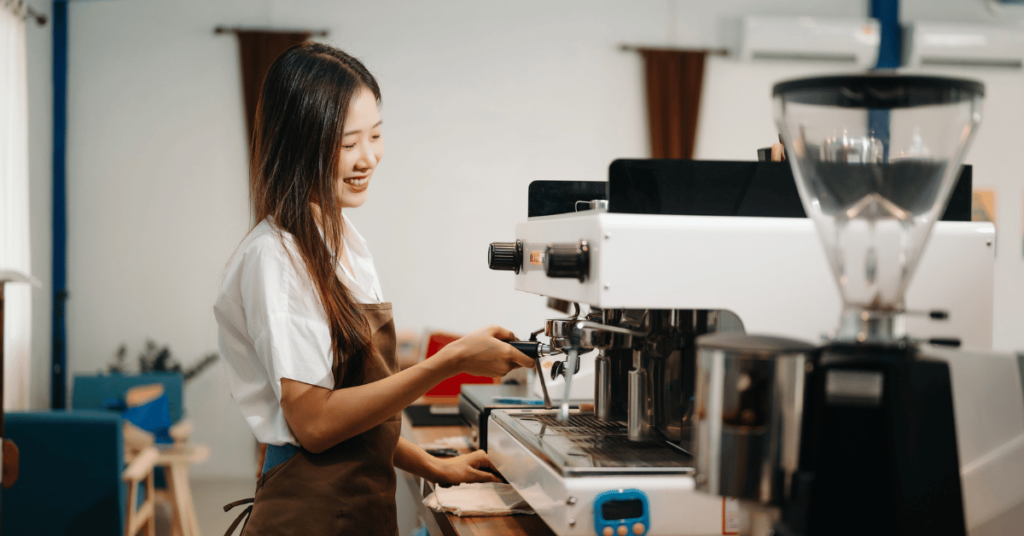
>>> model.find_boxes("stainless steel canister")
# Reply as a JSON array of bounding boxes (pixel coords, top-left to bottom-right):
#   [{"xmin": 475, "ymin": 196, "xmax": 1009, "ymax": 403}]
[{"xmin": 693, "ymin": 333, "xmax": 816, "ymax": 506}]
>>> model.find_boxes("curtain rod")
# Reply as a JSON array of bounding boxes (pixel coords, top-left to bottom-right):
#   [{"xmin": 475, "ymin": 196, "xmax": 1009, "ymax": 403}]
[
  {"xmin": 214, "ymin": 25, "xmax": 328, "ymax": 37},
  {"xmin": 620, "ymin": 44, "xmax": 729, "ymax": 56},
  {"xmin": 4, "ymin": 0, "xmax": 48, "ymax": 26}
]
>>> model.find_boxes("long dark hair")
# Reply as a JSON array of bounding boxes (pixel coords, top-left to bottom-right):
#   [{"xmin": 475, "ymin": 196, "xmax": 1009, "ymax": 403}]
[{"xmin": 250, "ymin": 42, "xmax": 381, "ymax": 388}]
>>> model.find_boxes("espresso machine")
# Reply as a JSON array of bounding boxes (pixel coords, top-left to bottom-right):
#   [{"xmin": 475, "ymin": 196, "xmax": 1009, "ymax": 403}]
[
  {"xmin": 482, "ymin": 148, "xmax": 996, "ymax": 534},
  {"xmin": 694, "ymin": 74, "xmax": 1024, "ymax": 536}
]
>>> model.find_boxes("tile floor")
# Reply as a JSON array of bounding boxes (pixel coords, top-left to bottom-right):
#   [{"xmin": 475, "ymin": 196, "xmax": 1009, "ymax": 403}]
[{"xmin": 189, "ymin": 477, "xmax": 257, "ymax": 536}]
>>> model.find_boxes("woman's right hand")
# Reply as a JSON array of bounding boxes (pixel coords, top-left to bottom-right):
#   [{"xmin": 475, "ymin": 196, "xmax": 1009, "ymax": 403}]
[{"xmin": 444, "ymin": 325, "xmax": 535, "ymax": 378}]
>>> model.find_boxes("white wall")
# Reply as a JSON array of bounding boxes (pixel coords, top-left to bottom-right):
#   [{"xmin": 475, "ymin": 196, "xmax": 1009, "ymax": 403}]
[
  {"xmin": 26, "ymin": 0, "xmax": 52, "ymax": 411},
  {"xmin": 26, "ymin": 0, "xmax": 1022, "ymax": 480}
]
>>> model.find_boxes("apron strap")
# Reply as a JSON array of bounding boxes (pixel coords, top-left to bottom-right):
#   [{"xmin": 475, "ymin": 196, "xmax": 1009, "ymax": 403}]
[{"xmin": 223, "ymin": 497, "xmax": 255, "ymax": 536}]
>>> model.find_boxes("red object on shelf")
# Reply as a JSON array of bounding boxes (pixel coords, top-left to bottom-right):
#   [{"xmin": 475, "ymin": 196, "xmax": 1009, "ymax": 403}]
[{"xmin": 423, "ymin": 332, "xmax": 496, "ymax": 397}]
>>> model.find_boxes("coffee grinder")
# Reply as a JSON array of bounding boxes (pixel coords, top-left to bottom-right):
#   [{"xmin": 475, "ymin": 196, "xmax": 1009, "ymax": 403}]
[{"xmin": 695, "ymin": 74, "xmax": 986, "ymax": 536}]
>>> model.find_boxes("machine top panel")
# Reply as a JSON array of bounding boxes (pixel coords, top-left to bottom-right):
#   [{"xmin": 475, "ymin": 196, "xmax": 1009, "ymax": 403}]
[{"xmin": 512, "ymin": 213, "xmax": 994, "ymax": 348}]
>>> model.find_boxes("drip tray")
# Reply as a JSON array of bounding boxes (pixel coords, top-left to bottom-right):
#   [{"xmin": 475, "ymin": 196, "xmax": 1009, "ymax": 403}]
[{"xmin": 490, "ymin": 409, "xmax": 694, "ymax": 477}]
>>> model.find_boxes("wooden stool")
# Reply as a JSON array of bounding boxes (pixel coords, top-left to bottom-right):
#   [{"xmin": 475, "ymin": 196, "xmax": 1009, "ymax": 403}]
[
  {"xmin": 156, "ymin": 435, "xmax": 210, "ymax": 536},
  {"xmin": 124, "ymin": 446, "xmax": 159, "ymax": 536},
  {"xmin": 124, "ymin": 385, "xmax": 210, "ymax": 536}
]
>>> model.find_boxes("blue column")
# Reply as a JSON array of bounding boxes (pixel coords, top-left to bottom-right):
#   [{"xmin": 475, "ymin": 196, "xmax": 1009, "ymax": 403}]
[
  {"xmin": 51, "ymin": 0, "xmax": 69, "ymax": 409},
  {"xmin": 870, "ymin": 0, "xmax": 899, "ymax": 160},
  {"xmin": 872, "ymin": 0, "xmax": 901, "ymax": 69}
]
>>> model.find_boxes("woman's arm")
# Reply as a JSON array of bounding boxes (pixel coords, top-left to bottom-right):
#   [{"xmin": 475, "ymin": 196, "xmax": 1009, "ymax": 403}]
[
  {"xmin": 393, "ymin": 437, "xmax": 499, "ymax": 484},
  {"xmin": 280, "ymin": 325, "xmax": 534, "ymax": 454}
]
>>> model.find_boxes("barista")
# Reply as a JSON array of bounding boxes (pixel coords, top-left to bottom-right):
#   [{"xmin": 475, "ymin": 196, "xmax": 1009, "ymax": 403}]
[{"xmin": 214, "ymin": 42, "xmax": 534, "ymax": 535}]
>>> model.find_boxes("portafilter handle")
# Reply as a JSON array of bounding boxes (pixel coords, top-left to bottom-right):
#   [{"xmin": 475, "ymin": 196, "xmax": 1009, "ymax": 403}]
[{"xmin": 507, "ymin": 340, "xmax": 556, "ymax": 409}]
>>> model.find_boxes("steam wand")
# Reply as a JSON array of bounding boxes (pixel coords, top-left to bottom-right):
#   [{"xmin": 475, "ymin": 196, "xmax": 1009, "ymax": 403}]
[{"xmin": 558, "ymin": 347, "xmax": 579, "ymax": 422}]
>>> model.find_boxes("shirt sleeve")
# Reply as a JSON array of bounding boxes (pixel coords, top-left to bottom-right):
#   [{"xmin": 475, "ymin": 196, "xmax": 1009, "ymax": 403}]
[{"xmin": 239, "ymin": 237, "xmax": 335, "ymax": 400}]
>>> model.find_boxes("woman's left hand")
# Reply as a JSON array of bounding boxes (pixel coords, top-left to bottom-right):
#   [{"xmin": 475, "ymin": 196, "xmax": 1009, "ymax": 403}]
[{"xmin": 431, "ymin": 450, "xmax": 502, "ymax": 485}]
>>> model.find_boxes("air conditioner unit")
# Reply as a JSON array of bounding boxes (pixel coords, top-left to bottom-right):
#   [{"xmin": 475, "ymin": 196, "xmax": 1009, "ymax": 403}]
[
  {"xmin": 737, "ymin": 16, "xmax": 880, "ymax": 67},
  {"xmin": 903, "ymin": 21, "xmax": 1024, "ymax": 69}
]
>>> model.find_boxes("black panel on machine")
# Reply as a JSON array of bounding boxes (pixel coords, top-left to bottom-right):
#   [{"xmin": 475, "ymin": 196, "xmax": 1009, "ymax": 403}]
[
  {"xmin": 527, "ymin": 180, "xmax": 607, "ymax": 218},
  {"xmin": 526, "ymin": 160, "xmax": 972, "ymax": 221},
  {"xmin": 608, "ymin": 160, "xmax": 802, "ymax": 218}
]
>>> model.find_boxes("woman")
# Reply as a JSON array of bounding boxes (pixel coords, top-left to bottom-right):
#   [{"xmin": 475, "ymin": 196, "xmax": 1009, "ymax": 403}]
[{"xmin": 214, "ymin": 42, "xmax": 533, "ymax": 535}]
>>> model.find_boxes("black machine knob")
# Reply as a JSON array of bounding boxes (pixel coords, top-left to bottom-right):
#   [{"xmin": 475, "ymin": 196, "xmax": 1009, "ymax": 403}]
[
  {"xmin": 488, "ymin": 241, "xmax": 522, "ymax": 274},
  {"xmin": 544, "ymin": 240, "xmax": 589, "ymax": 282}
]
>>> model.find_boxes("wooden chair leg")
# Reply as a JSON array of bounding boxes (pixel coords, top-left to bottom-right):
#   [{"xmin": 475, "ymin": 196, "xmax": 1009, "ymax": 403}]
[
  {"xmin": 174, "ymin": 462, "xmax": 201, "ymax": 536},
  {"xmin": 146, "ymin": 471, "xmax": 157, "ymax": 536},
  {"xmin": 125, "ymin": 480, "xmax": 139, "ymax": 536},
  {"xmin": 125, "ymin": 466, "xmax": 157, "ymax": 536},
  {"xmin": 124, "ymin": 446, "xmax": 158, "ymax": 536}
]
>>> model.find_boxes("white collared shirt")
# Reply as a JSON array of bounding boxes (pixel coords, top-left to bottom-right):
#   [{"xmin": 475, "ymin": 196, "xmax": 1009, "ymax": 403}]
[{"xmin": 214, "ymin": 216, "xmax": 382, "ymax": 446}]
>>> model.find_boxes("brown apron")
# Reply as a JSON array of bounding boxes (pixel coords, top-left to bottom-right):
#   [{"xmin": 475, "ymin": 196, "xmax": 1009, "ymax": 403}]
[{"xmin": 225, "ymin": 303, "xmax": 402, "ymax": 536}]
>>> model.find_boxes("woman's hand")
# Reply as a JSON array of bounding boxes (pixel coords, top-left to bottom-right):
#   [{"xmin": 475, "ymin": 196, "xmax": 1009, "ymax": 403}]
[
  {"xmin": 443, "ymin": 325, "xmax": 534, "ymax": 378},
  {"xmin": 430, "ymin": 450, "xmax": 502, "ymax": 485}
]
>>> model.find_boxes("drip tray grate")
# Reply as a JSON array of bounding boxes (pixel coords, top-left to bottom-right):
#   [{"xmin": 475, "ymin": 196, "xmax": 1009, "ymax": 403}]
[
  {"xmin": 502, "ymin": 410, "xmax": 693, "ymax": 470},
  {"xmin": 529, "ymin": 413, "xmax": 627, "ymax": 434}
]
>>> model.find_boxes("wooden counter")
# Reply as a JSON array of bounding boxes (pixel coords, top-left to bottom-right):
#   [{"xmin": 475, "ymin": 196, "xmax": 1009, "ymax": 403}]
[{"xmin": 399, "ymin": 411, "xmax": 556, "ymax": 536}]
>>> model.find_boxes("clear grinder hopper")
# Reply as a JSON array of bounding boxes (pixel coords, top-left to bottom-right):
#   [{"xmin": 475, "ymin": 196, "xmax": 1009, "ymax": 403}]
[{"xmin": 773, "ymin": 74, "xmax": 983, "ymax": 344}]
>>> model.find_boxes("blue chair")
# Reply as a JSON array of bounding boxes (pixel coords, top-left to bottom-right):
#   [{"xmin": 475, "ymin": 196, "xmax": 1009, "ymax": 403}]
[
  {"xmin": 72, "ymin": 372, "xmax": 185, "ymax": 423},
  {"xmin": 1, "ymin": 410, "xmax": 157, "ymax": 536},
  {"xmin": 71, "ymin": 372, "xmax": 207, "ymax": 536},
  {"xmin": 72, "ymin": 372, "xmax": 185, "ymax": 480}
]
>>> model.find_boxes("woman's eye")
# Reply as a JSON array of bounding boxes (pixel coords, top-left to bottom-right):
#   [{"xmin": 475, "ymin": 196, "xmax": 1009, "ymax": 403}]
[
  {"xmin": 342, "ymin": 144, "xmax": 356, "ymax": 149},
  {"xmin": 371, "ymin": 135, "xmax": 381, "ymax": 141}
]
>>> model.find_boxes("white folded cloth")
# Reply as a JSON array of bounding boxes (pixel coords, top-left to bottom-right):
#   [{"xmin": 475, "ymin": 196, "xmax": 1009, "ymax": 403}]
[
  {"xmin": 418, "ymin": 435, "xmax": 473, "ymax": 451},
  {"xmin": 423, "ymin": 482, "xmax": 536, "ymax": 517}
]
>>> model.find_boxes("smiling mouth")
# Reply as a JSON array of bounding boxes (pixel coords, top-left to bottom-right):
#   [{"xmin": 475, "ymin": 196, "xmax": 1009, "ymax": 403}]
[{"xmin": 344, "ymin": 176, "xmax": 369, "ymax": 187}]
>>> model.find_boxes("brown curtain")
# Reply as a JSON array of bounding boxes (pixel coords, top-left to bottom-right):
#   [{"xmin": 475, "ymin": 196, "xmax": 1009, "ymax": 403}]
[
  {"xmin": 236, "ymin": 31, "xmax": 312, "ymax": 142},
  {"xmin": 640, "ymin": 49, "xmax": 707, "ymax": 159}
]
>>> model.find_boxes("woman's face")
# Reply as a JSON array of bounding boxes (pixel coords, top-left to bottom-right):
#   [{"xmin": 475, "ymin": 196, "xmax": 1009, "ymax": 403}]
[{"xmin": 337, "ymin": 86, "xmax": 384, "ymax": 208}]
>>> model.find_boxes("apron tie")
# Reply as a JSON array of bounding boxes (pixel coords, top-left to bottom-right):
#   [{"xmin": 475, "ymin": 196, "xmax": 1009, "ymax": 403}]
[{"xmin": 223, "ymin": 497, "xmax": 254, "ymax": 536}]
